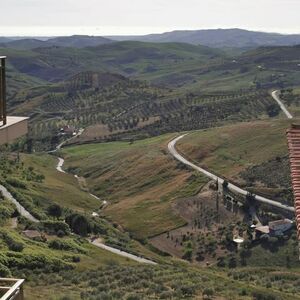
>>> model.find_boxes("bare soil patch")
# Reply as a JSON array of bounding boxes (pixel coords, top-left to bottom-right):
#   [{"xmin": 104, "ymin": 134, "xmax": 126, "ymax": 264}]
[{"xmin": 150, "ymin": 183, "xmax": 243, "ymax": 264}]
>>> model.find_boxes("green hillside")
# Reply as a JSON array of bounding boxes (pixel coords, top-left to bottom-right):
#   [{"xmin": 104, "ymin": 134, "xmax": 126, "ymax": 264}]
[{"xmin": 1, "ymin": 37, "xmax": 300, "ymax": 300}]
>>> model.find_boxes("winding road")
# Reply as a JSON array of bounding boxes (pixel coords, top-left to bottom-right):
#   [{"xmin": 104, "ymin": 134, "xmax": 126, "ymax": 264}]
[
  {"xmin": 91, "ymin": 239, "xmax": 157, "ymax": 265},
  {"xmin": 168, "ymin": 91, "xmax": 295, "ymax": 213},
  {"xmin": 271, "ymin": 90, "xmax": 293, "ymax": 119},
  {"xmin": 54, "ymin": 146, "xmax": 156, "ymax": 265},
  {"xmin": 168, "ymin": 135, "xmax": 295, "ymax": 213}
]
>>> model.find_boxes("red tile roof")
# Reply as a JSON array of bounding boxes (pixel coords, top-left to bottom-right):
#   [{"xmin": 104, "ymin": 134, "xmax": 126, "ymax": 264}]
[{"xmin": 287, "ymin": 124, "xmax": 300, "ymax": 239}]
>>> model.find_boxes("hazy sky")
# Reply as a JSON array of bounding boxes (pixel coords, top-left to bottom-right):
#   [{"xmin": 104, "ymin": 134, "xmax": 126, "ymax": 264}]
[{"xmin": 0, "ymin": 0, "xmax": 299, "ymax": 36}]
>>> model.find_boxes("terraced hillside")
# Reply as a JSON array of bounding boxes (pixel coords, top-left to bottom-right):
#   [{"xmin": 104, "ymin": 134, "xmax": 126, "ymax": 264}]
[
  {"xmin": 0, "ymin": 42, "xmax": 298, "ymax": 152},
  {"xmin": 8, "ymin": 67, "xmax": 281, "ymax": 151}
]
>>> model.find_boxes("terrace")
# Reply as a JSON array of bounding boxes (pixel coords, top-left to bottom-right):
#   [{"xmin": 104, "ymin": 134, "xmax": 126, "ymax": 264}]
[{"xmin": 0, "ymin": 56, "xmax": 28, "ymax": 145}]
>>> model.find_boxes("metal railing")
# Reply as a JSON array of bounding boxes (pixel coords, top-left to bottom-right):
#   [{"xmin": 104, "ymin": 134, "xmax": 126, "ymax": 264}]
[
  {"xmin": 0, "ymin": 278, "xmax": 24, "ymax": 300},
  {"xmin": 0, "ymin": 56, "xmax": 7, "ymax": 127}
]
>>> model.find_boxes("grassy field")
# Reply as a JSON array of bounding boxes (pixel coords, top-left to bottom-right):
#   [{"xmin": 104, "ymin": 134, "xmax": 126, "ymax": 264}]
[
  {"xmin": 20, "ymin": 153, "xmax": 101, "ymax": 213},
  {"xmin": 176, "ymin": 119, "xmax": 294, "ymax": 179},
  {"xmin": 62, "ymin": 134, "xmax": 208, "ymax": 240}
]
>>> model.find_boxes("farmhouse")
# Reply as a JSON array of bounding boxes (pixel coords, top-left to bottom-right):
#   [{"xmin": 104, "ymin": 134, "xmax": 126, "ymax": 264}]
[
  {"xmin": 269, "ymin": 219, "xmax": 293, "ymax": 236},
  {"xmin": 60, "ymin": 125, "xmax": 76, "ymax": 136}
]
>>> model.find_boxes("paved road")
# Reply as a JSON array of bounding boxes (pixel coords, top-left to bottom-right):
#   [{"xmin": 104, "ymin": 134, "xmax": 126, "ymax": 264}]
[
  {"xmin": 56, "ymin": 157, "xmax": 66, "ymax": 173},
  {"xmin": 168, "ymin": 135, "xmax": 295, "ymax": 213},
  {"xmin": 271, "ymin": 90, "xmax": 293, "ymax": 119},
  {"xmin": 0, "ymin": 184, "xmax": 39, "ymax": 222},
  {"xmin": 55, "ymin": 150, "xmax": 156, "ymax": 264},
  {"xmin": 91, "ymin": 238, "xmax": 157, "ymax": 265}
]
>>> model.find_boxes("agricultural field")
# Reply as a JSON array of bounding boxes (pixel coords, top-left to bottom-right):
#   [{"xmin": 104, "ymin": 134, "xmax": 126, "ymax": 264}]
[
  {"xmin": 25, "ymin": 264, "xmax": 300, "ymax": 300},
  {"xmin": 2, "ymin": 41, "xmax": 299, "ymax": 151}
]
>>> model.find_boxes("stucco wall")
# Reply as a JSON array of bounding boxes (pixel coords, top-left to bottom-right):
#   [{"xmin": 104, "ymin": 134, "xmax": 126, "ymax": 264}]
[{"xmin": 0, "ymin": 118, "xmax": 28, "ymax": 145}]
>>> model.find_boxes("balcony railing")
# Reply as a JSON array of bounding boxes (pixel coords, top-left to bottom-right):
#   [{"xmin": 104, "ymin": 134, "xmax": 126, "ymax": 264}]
[
  {"xmin": 0, "ymin": 56, "xmax": 7, "ymax": 127},
  {"xmin": 0, "ymin": 278, "xmax": 24, "ymax": 300}
]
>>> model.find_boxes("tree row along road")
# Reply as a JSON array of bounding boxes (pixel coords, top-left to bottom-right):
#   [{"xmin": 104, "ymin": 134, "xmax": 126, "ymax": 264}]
[{"xmin": 168, "ymin": 135, "xmax": 295, "ymax": 213}]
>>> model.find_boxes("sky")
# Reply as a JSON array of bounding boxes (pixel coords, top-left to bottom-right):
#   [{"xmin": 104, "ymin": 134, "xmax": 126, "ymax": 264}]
[{"xmin": 0, "ymin": 0, "xmax": 299, "ymax": 36}]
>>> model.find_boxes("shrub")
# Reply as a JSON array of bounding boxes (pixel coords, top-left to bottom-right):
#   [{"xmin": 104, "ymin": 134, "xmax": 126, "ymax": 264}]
[
  {"xmin": 6, "ymin": 178, "xmax": 27, "ymax": 189},
  {"xmin": 47, "ymin": 204, "xmax": 63, "ymax": 218},
  {"xmin": 8, "ymin": 241, "xmax": 24, "ymax": 252},
  {"xmin": 0, "ymin": 200, "xmax": 15, "ymax": 222},
  {"xmin": 57, "ymin": 230, "xmax": 66, "ymax": 238},
  {"xmin": 0, "ymin": 263, "xmax": 11, "ymax": 277},
  {"xmin": 0, "ymin": 232, "xmax": 24, "ymax": 252},
  {"xmin": 126, "ymin": 294, "xmax": 141, "ymax": 300},
  {"xmin": 65, "ymin": 213, "xmax": 91, "ymax": 236},
  {"xmin": 252, "ymin": 290, "xmax": 279, "ymax": 300},
  {"xmin": 49, "ymin": 239, "xmax": 86, "ymax": 254},
  {"xmin": 203, "ymin": 288, "xmax": 214, "ymax": 298},
  {"xmin": 42, "ymin": 220, "xmax": 71, "ymax": 235}
]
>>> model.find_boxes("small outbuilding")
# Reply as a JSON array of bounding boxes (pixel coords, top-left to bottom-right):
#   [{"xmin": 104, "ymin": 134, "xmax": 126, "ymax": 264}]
[{"xmin": 269, "ymin": 219, "xmax": 293, "ymax": 236}]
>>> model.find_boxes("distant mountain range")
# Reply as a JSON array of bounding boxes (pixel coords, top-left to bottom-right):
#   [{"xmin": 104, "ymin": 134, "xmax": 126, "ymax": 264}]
[
  {"xmin": 108, "ymin": 28, "xmax": 300, "ymax": 48},
  {"xmin": 1, "ymin": 29, "xmax": 300, "ymax": 51},
  {"xmin": 0, "ymin": 35, "xmax": 113, "ymax": 50},
  {"xmin": 0, "ymin": 37, "xmax": 13, "ymax": 43}
]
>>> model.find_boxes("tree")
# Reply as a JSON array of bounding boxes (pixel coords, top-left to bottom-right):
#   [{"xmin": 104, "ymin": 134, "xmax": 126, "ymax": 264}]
[
  {"xmin": 266, "ymin": 104, "xmax": 280, "ymax": 117},
  {"xmin": 47, "ymin": 204, "xmax": 62, "ymax": 218},
  {"xmin": 65, "ymin": 213, "xmax": 91, "ymax": 236},
  {"xmin": 222, "ymin": 180, "xmax": 228, "ymax": 189},
  {"xmin": 202, "ymin": 288, "xmax": 214, "ymax": 299},
  {"xmin": 246, "ymin": 192, "xmax": 255, "ymax": 203},
  {"xmin": 228, "ymin": 256, "xmax": 237, "ymax": 268}
]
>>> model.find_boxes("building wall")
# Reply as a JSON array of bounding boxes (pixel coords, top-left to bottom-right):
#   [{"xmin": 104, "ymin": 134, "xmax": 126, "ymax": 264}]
[{"xmin": 0, "ymin": 119, "xmax": 28, "ymax": 145}]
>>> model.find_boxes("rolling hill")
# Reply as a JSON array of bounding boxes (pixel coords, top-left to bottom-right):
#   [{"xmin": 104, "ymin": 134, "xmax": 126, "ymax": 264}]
[
  {"xmin": 2, "ymin": 41, "xmax": 299, "ymax": 151},
  {"xmin": 0, "ymin": 35, "xmax": 114, "ymax": 50},
  {"xmin": 1, "ymin": 31, "xmax": 300, "ymax": 300},
  {"xmin": 109, "ymin": 28, "xmax": 300, "ymax": 48},
  {"xmin": 0, "ymin": 41, "xmax": 225, "ymax": 83}
]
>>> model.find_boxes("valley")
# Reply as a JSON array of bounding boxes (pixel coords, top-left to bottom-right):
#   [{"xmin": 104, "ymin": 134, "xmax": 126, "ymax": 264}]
[{"xmin": 1, "ymin": 32, "xmax": 300, "ymax": 299}]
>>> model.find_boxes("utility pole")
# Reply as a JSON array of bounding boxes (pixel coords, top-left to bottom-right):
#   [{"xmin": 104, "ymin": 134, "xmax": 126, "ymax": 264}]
[
  {"xmin": 0, "ymin": 56, "xmax": 7, "ymax": 126},
  {"xmin": 216, "ymin": 179, "xmax": 219, "ymax": 222}
]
